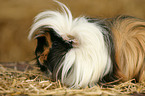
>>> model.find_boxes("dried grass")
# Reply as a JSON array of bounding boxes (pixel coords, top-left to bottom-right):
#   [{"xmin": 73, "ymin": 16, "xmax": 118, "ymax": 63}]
[{"xmin": 0, "ymin": 62, "xmax": 145, "ymax": 96}]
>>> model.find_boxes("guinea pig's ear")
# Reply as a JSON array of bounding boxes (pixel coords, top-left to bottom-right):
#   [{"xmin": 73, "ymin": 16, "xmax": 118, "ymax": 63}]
[{"xmin": 34, "ymin": 30, "xmax": 52, "ymax": 66}]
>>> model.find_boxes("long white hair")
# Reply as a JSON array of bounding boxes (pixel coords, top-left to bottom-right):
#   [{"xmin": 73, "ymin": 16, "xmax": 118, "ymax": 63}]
[{"xmin": 29, "ymin": 0, "xmax": 112, "ymax": 88}]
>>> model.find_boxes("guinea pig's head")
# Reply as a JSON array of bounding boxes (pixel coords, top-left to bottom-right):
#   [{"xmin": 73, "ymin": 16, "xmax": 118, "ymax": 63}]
[{"xmin": 34, "ymin": 28, "xmax": 76, "ymax": 80}]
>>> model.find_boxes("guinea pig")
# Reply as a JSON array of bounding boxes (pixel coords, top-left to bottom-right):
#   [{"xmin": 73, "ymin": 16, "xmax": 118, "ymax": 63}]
[{"xmin": 28, "ymin": 0, "xmax": 145, "ymax": 88}]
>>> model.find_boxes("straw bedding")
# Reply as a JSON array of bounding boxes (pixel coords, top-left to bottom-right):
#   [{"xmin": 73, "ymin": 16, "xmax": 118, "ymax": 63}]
[{"xmin": 0, "ymin": 61, "xmax": 144, "ymax": 95}]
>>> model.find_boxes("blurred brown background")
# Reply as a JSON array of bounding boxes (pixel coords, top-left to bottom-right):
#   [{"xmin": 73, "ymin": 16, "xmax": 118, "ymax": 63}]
[{"xmin": 0, "ymin": 0, "xmax": 145, "ymax": 62}]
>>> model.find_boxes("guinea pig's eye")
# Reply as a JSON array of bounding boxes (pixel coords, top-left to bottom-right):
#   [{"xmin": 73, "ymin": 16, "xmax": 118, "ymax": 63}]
[{"xmin": 53, "ymin": 41, "xmax": 59, "ymax": 46}]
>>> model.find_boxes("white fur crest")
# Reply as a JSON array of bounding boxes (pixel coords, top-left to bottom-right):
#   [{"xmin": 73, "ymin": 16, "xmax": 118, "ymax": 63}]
[{"xmin": 29, "ymin": 1, "xmax": 112, "ymax": 88}]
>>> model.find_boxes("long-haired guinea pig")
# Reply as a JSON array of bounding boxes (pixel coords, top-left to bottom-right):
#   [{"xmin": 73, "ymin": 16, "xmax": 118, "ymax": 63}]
[{"xmin": 28, "ymin": 1, "xmax": 145, "ymax": 88}]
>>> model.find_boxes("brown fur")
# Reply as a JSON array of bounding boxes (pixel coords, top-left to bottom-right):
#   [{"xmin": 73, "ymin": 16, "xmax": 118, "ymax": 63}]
[
  {"xmin": 36, "ymin": 32, "xmax": 52, "ymax": 65},
  {"xmin": 110, "ymin": 16, "xmax": 145, "ymax": 82}
]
